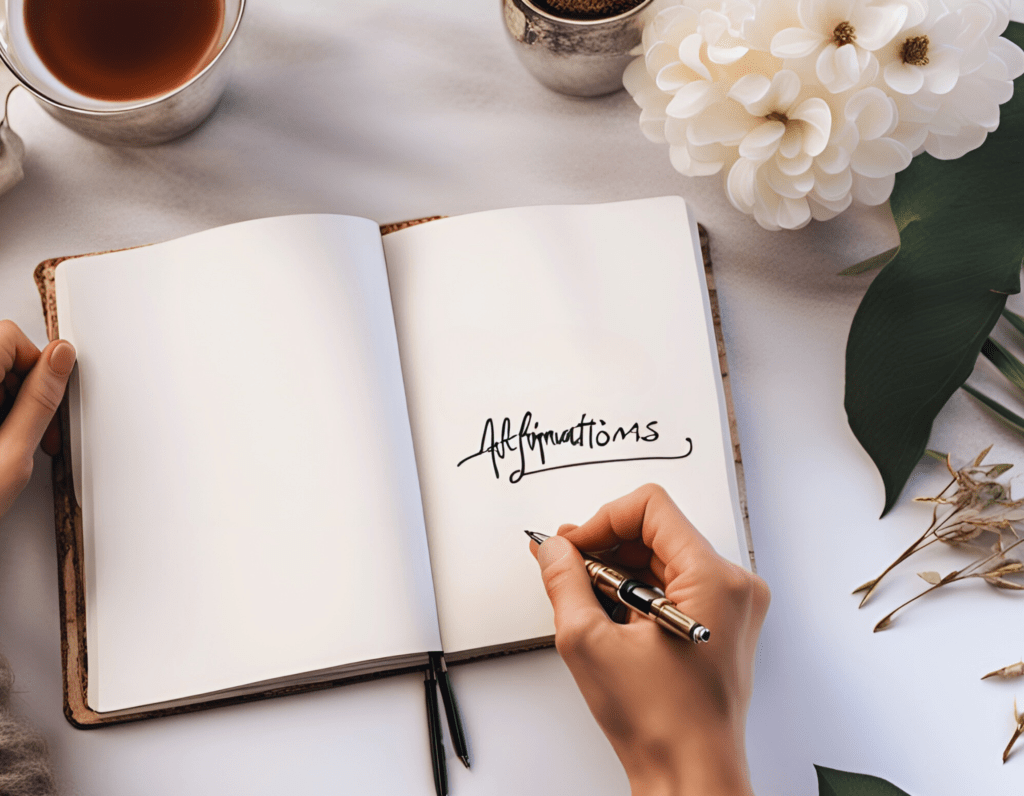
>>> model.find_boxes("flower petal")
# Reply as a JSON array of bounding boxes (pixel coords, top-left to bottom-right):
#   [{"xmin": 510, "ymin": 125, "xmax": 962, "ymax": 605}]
[
  {"xmin": 766, "ymin": 160, "xmax": 815, "ymax": 198},
  {"xmin": 727, "ymin": 73, "xmax": 772, "ymax": 114},
  {"xmin": 845, "ymin": 87, "xmax": 895, "ymax": 140},
  {"xmin": 779, "ymin": 124, "xmax": 804, "ymax": 158},
  {"xmin": 771, "ymin": 27, "xmax": 826, "ymax": 58},
  {"xmin": 687, "ymin": 100, "xmax": 757, "ymax": 146},
  {"xmin": 727, "ymin": 157, "xmax": 760, "ymax": 211},
  {"xmin": 923, "ymin": 125, "xmax": 988, "ymax": 159},
  {"xmin": 678, "ymin": 33, "xmax": 712, "ymax": 80},
  {"xmin": 850, "ymin": 3, "xmax": 908, "ymax": 51},
  {"xmin": 776, "ymin": 150, "xmax": 814, "ymax": 176},
  {"xmin": 777, "ymin": 196, "xmax": 812, "ymax": 229},
  {"xmin": 813, "ymin": 165, "xmax": 853, "ymax": 201},
  {"xmin": 923, "ymin": 47, "xmax": 961, "ymax": 95},
  {"xmin": 850, "ymin": 137, "xmax": 912, "ymax": 178},
  {"xmin": 817, "ymin": 43, "xmax": 861, "ymax": 92},
  {"xmin": 666, "ymin": 80, "xmax": 719, "ymax": 118},
  {"xmin": 992, "ymin": 36, "xmax": 1024, "ymax": 81},
  {"xmin": 789, "ymin": 97, "xmax": 832, "ymax": 155},
  {"xmin": 739, "ymin": 120, "xmax": 786, "ymax": 160},
  {"xmin": 669, "ymin": 143, "xmax": 724, "ymax": 176},
  {"xmin": 883, "ymin": 61, "xmax": 926, "ymax": 94},
  {"xmin": 851, "ymin": 171, "xmax": 895, "ymax": 205},
  {"xmin": 808, "ymin": 192, "xmax": 853, "ymax": 220}
]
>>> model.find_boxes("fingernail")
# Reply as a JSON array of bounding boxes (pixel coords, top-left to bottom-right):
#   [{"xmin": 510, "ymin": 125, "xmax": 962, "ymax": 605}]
[
  {"xmin": 537, "ymin": 536, "xmax": 570, "ymax": 569},
  {"xmin": 49, "ymin": 341, "xmax": 76, "ymax": 377}
]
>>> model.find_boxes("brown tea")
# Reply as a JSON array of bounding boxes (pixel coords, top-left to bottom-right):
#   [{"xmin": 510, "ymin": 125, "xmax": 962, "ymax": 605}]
[{"xmin": 23, "ymin": 0, "xmax": 225, "ymax": 103}]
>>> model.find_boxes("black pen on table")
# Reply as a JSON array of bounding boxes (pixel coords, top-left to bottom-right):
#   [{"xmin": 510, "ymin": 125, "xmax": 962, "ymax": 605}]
[
  {"xmin": 424, "ymin": 663, "xmax": 448, "ymax": 796},
  {"xmin": 525, "ymin": 530, "xmax": 711, "ymax": 643},
  {"xmin": 430, "ymin": 652, "xmax": 471, "ymax": 768}
]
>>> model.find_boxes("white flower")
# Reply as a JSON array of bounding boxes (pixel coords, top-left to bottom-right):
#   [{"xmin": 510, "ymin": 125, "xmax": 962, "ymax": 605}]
[
  {"xmin": 770, "ymin": 0, "xmax": 910, "ymax": 91},
  {"xmin": 720, "ymin": 70, "xmax": 834, "ymax": 229},
  {"xmin": 888, "ymin": 0, "xmax": 1024, "ymax": 157},
  {"xmin": 877, "ymin": 1, "xmax": 964, "ymax": 95},
  {"xmin": 623, "ymin": 0, "xmax": 1024, "ymax": 229}
]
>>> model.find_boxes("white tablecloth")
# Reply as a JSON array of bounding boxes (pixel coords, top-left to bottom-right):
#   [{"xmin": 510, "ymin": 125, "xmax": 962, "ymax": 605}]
[{"xmin": 2, "ymin": 2, "xmax": 1023, "ymax": 793}]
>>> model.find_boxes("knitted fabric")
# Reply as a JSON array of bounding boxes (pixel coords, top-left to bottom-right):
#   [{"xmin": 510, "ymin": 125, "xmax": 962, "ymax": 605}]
[{"xmin": 0, "ymin": 656, "xmax": 56, "ymax": 796}]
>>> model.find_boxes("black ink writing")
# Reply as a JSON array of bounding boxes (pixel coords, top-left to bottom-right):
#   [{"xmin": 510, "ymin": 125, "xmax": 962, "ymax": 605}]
[{"xmin": 456, "ymin": 412, "xmax": 692, "ymax": 483}]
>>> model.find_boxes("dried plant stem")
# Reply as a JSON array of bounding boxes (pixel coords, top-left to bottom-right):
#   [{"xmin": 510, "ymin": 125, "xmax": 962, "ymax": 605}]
[
  {"xmin": 856, "ymin": 483, "xmax": 959, "ymax": 606},
  {"xmin": 873, "ymin": 537, "xmax": 1024, "ymax": 631}
]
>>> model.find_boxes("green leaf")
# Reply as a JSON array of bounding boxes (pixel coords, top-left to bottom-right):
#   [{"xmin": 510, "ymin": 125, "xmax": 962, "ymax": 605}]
[
  {"xmin": 1004, "ymin": 308, "xmax": 1024, "ymax": 338},
  {"xmin": 962, "ymin": 384, "xmax": 1024, "ymax": 435},
  {"xmin": 981, "ymin": 337, "xmax": 1024, "ymax": 394},
  {"xmin": 815, "ymin": 765, "xmax": 912, "ymax": 796},
  {"xmin": 839, "ymin": 245, "xmax": 900, "ymax": 276},
  {"xmin": 844, "ymin": 22, "xmax": 1024, "ymax": 516}
]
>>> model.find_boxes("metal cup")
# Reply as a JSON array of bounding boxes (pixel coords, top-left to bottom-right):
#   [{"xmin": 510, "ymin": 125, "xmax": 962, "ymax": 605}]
[
  {"xmin": 502, "ymin": 0, "xmax": 653, "ymax": 97},
  {"xmin": 0, "ymin": 0, "xmax": 245, "ymax": 146}
]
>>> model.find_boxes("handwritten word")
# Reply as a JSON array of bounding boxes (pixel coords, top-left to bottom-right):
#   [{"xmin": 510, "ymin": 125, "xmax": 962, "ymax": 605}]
[{"xmin": 456, "ymin": 411, "xmax": 693, "ymax": 483}]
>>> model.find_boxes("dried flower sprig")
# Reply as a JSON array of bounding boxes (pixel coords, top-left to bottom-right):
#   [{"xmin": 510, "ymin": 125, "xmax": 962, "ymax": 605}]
[
  {"xmin": 853, "ymin": 446, "xmax": 1024, "ymax": 630},
  {"xmin": 1006, "ymin": 701, "xmax": 1024, "ymax": 763},
  {"xmin": 980, "ymin": 661, "xmax": 1024, "ymax": 763}
]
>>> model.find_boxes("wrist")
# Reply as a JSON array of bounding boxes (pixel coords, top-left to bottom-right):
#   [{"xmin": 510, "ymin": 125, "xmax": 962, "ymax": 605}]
[{"xmin": 622, "ymin": 725, "xmax": 754, "ymax": 796}]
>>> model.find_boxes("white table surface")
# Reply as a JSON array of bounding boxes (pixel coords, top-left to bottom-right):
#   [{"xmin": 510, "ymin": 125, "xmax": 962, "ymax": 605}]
[{"xmin": 2, "ymin": 2, "xmax": 1023, "ymax": 794}]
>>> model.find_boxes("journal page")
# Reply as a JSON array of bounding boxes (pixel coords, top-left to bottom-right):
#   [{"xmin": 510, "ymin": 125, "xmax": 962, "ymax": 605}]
[
  {"xmin": 383, "ymin": 197, "xmax": 747, "ymax": 656},
  {"xmin": 55, "ymin": 214, "xmax": 441, "ymax": 712}
]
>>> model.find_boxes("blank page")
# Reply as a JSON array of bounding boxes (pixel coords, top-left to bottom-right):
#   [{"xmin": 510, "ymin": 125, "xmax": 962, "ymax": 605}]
[
  {"xmin": 55, "ymin": 215, "xmax": 441, "ymax": 712},
  {"xmin": 383, "ymin": 197, "xmax": 746, "ymax": 656}
]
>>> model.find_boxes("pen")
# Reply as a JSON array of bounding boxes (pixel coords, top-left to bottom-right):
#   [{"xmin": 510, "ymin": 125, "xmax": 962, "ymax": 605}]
[
  {"xmin": 424, "ymin": 665, "xmax": 448, "ymax": 796},
  {"xmin": 430, "ymin": 652, "xmax": 471, "ymax": 768},
  {"xmin": 525, "ymin": 530, "xmax": 711, "ymax": 643}
]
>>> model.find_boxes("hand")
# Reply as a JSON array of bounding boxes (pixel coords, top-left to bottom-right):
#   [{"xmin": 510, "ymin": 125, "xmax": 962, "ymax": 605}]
[
  {"xmin": 532, "ymin": 484, "xmax": 770, "ymax": 796},
  {"xmin": 0, "ymin": 320, "xmax": 76, "ymax": 519}
]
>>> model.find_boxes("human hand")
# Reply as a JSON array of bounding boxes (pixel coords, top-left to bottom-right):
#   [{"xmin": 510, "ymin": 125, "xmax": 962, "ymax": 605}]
[
  {"xmin": 532, "ymin": 484, "xmax": 769, "ymax": 796},
  {"xmin": 0, "ymin": 320, "xmax": 76, "ymax": 519}
]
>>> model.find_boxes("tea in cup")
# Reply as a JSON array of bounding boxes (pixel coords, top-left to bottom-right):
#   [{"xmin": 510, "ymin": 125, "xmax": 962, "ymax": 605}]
[{"xmin": 0, "ymin": 0, "xmax": 245, "ymax": 145}]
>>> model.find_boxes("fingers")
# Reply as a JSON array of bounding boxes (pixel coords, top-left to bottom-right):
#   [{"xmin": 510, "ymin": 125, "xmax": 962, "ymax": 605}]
[
  {"xmin": 563, "ymin": 484, "xmax": 718, "ymax": 577},
  {"xmin": 0, "ymin": 320, "xmax": 42, "ymax": 382},
  {"xmin": 0, "ymin": 339, "xmax": 76, "ymax": 469},
  {"xmin": 534, "ymin": 536, "xmax": 610, "ymax": 661}
]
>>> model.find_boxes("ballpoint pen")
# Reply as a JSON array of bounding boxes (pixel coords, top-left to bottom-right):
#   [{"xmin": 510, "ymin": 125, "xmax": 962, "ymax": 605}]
[
  {"xmin": 525, "ymin": 530, "xmax": 711, "ymax": 643},
  {"xmin": 424, "ymin": 665, "xmax": 448, "ymax": 796}
]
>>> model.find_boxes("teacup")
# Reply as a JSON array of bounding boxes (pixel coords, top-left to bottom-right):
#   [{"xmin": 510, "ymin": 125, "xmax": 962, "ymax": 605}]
[{"xmin": 0, "ymin": 0, "xmax": 245, "ymax": 146}]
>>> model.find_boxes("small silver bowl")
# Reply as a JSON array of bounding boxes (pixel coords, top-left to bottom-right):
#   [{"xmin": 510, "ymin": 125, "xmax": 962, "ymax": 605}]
[
  {"xmin": 502, "ymin": 0, "xmax": 653, "ymax": 97},
  {"xmin": 0, "ymin": 0, "xmax": 245, "ymax": 146}
]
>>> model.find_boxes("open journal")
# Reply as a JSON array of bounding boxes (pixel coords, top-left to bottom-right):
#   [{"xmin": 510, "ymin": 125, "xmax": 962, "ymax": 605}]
[{"xmin": 35, "ymin": 196, "xmax": 753, "ymax": 726}]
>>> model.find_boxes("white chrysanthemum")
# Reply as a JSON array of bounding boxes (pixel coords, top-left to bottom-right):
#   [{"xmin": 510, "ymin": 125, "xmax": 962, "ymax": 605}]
[
  {"xmin": 624, "ymin": 0, "xmax": 1023, "ymax": 229},
  {"xmin": 888, "ymin": 0, "xmax": 1024, "ymax": 157},
  {"xmin": 770, "ymin": 0, "xmax": 910, "ymax": 91}
]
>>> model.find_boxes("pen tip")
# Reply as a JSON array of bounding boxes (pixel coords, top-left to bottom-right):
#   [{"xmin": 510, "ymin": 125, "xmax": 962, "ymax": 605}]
[
  {"xmin": 459, "ymin": 755, "xmax": 471, "ymax": 769},
  {"xmin": 524, "ymin": 530, "xmax": 549, "ymax": 545}
]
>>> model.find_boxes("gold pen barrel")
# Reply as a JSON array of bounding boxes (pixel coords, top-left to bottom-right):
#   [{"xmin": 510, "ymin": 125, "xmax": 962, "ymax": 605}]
[
  {"xmin": 649, "ymin": 598, "xmax": 710, "ymax": 643},
  {"xmin": 585, "ymin": 559, "xmax": 626, "ymax": 602}
]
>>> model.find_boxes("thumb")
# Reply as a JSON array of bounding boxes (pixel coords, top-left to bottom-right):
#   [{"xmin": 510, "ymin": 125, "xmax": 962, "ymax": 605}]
[
  {"xmin": 0, "ymin": 340, "xmax": 75, "ymax": 466},
  {"xmin": 536, "ymin": 536, "xmax": 609, "ymax": 660}
]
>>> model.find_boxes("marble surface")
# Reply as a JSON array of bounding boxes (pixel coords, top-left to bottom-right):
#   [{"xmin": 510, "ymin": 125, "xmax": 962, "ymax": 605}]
[{"xmin": 1, "ymin": 2, "xmax": 1023, "ymax": 794}]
